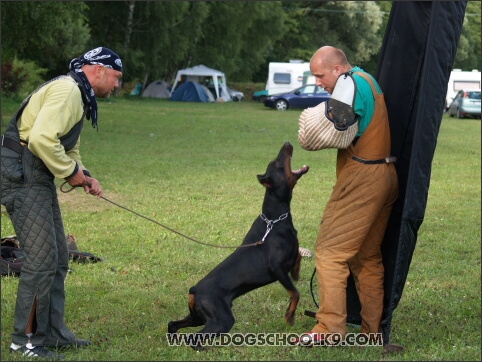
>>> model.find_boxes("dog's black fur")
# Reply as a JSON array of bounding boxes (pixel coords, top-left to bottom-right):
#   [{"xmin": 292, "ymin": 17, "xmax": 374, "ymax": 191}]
[{"xmin": 167, "ymin": 142, "xmax": 309, "ymax": 350}]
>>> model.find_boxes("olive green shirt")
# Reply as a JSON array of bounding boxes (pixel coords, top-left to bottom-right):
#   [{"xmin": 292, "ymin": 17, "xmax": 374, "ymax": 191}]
[{"xmin": 18, "ymin": 76, "xmax": 87, "ymax": 179}]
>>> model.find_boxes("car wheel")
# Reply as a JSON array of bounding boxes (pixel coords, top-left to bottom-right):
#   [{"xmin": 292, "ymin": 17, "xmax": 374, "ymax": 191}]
[
  {"xmin": 258, "ymin": 95, "xmax": 267, "ymax": 103},
  {"xmin": 457, "ymin": 108, "xmax": 464, "ymax": 119},
  {"xmin": 275, "ymin": 99, "xmax": 288, "ymax": 111}
]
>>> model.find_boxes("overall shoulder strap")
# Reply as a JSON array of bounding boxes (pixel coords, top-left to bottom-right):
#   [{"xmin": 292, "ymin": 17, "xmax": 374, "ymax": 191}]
[{"xmin": 353, "ymin": 71, "xmax": 379, "ymax": 95}]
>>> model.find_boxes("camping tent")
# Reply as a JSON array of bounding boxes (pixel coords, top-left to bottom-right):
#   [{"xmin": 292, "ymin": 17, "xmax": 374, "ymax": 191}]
[
  {"xmin": 142, "ymin": 80, "xmax": 171, "ymax": 98},
  {"xmin": 199, "ymin": 84, "xmax": 216, "ymax": 102},
  {"xmin": 170, "ymin": 65, "xmax": 231, "ymax": 101},
  {"xmin": 343, "ymin": 0, "xmax": 467, "ymax": 348},
  {"xmin": 170, "ymin": 81, "xmax": 214, "ymax": 102}
]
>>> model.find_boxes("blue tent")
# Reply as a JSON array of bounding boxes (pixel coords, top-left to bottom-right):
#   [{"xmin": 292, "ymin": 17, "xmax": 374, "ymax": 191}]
[{"xmin": 170, "ymin": 81, "xmax": 210, "ymax": 102}]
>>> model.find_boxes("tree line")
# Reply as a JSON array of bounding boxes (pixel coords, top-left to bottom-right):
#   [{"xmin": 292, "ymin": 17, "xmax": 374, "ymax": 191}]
[{"xmin": 1, "ymin": 1, "xmax": 480, "ymax": 96}]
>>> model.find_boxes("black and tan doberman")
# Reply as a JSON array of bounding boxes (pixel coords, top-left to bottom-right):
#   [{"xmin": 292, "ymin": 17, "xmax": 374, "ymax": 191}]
[{"xmin": 167, "ymin": 142, "xmax": 309, "ymax": 350}]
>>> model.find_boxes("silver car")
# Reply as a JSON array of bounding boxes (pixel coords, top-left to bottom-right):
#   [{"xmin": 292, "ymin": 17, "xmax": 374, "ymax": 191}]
[
  {"xmin": 228, "ymin": 87, "xmax": 244, "ymax": 101},
  {"xmin": 448, "ymin": 90, "xmax": 481, "ymax": 119}
]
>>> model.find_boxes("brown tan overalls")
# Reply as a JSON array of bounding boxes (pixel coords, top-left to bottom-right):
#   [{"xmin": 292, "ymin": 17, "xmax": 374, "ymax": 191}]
[{"xmin": 311, "ymin": 72, "xmax": 399, "ymax": 336}]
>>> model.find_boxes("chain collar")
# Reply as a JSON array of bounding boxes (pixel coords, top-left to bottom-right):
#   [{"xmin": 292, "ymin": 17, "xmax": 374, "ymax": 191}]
[{"xmin": 259, "ymin": 212, "xmax": 289, "ymax": 242}]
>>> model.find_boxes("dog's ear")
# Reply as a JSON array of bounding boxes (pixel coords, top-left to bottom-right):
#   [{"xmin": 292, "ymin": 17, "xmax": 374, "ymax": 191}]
[{"xmin": 257, "ymin": 174, "xmax": 273, "ymax": 188}]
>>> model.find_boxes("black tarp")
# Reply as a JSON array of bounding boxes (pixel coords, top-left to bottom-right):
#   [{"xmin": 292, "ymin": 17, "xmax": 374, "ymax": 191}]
[{"xmin": 345, "ymin": 1, "xmax": 467, "ymax": 345}]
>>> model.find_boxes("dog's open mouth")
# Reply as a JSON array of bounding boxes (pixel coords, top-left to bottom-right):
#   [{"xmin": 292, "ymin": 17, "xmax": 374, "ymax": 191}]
[
  {"xmin": 279, "ymin": 142, "xmax": 309, "ymax": 179},
  {"xmin": 292, "ymin": 165, "xmax": 309, "ymax": 176}
]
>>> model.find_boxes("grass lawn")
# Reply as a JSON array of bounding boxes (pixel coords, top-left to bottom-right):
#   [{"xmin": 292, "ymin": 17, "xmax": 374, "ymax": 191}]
[{"xmin": 1, "ymin": 97, "xmax": 480, "ymax": 361}]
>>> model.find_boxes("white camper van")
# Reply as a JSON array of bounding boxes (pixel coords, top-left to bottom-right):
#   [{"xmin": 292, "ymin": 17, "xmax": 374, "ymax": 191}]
[
  {"xmin": 265, "ymin": 61, "xmax": 311, "ymax": 95},
  {"xmin": 446, "ymin": 69, "xmax": 481, "ymax": 110}
]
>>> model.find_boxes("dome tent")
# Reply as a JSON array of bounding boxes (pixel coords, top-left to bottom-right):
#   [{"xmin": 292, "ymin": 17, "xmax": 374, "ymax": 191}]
[
  {"xmin": 170, "ymin": 81, "xmax": 214, "ymax": 102},
  {"xmin": 170, "ymin": 65, "xmax": 231, "ymax": 101},
  {"xmin": 142, "ymin": 80, "xmax": 171, "ymax": 98}
]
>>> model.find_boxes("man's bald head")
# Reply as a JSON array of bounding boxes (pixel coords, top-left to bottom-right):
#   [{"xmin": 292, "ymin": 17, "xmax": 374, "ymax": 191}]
[{"xmin": 309, "ymin": 46, "xmax": 352, "ymax": 94}]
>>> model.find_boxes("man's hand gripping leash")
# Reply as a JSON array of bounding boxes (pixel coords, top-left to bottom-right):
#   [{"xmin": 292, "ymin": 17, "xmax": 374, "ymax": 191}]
[{"xmin": 64, "ymin": 167, "xmax": 102, "ymax": 198}]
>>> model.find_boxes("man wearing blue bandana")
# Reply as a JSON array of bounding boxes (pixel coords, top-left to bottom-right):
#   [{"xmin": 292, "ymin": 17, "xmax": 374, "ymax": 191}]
[{"xmin": 1, "ymin": 47, "xmax": 122, "ymax": 359}]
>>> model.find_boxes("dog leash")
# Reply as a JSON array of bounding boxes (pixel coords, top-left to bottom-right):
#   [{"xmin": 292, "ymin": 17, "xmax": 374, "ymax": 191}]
[{"xmin": 60, "ymin": 182, "xmax": 284, "ymax": 249}]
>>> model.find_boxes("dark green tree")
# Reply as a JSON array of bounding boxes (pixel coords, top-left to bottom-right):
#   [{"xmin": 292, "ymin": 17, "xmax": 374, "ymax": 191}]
[
  {"xmin": 189, "ymin": 1, "xmax": 287, "ymax": 82},
  {"xmin": 301, "ymin": 1, "xmax": 385, "ymax": 64},
  {"xmin": 1, "ymin": 1, "xmax": 478, "ymax": 87},
  {"xmin": 86, "ymin": 1, "xmax": 287, "ymax": 83},
  {"xmin": 1, "ymin": 1, "xmax": 90, "ymax": 78},
  {"xmin": 85, "ymin": 1, "xmax": 211, "ymax": 83},
  {"xmin": 454, "ymin": 1, "xmax": 481, "ymax": 71}
]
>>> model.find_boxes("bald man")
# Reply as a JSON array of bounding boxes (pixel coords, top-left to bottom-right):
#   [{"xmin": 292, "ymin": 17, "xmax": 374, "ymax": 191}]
[{"xmin": 301, "ymin": 46, "xmax": 398, "ymax": 344}]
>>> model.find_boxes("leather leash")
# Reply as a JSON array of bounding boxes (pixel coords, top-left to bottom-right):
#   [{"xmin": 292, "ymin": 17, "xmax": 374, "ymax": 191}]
[{"xmin": 60, "ymin": 181, "xmax": 283, "ymax": 249}]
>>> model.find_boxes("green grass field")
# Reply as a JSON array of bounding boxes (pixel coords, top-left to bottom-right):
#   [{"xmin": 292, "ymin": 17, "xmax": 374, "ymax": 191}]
[{"xmin": 1, "ymin": 97, "xmax": 480, "ymax": 361}]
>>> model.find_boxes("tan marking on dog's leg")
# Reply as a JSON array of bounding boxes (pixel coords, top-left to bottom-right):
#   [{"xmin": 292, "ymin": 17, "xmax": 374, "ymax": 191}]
[
  {"xmin": 188, "ymin": 293, "xmax": 195, "ymax": 312},
  {"xmin": 285, "ymin": 290, "xmax": 299, "ymax": 325}
]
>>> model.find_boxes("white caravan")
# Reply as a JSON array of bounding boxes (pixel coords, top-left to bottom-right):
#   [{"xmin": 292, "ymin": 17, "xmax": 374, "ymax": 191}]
[
  {"xmin": 445, "ymin": 69, "xmax": 481, "ymax": 109},
  {"xmin": 265, "ymin": 61, "xmax": 311, "ymax": 95}
]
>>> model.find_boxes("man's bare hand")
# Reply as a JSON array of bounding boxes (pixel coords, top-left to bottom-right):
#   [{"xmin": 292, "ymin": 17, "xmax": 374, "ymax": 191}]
[{"xmin": 83, "ymin": 176, "xmax": 102, "ymax": 198}]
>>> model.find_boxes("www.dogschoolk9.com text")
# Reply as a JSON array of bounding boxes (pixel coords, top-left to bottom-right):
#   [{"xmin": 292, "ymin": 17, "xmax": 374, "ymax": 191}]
[{"xmin": 166, "ymin": 332, "xmax": 383, "ymax": 347}]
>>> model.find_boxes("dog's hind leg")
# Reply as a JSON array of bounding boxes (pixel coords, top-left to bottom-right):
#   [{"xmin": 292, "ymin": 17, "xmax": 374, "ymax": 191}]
[
  {"xmin": 188, "ymin": 301, "xmax": 235, "ymax": 350},
  {"xmin": 272, "ymin": 270, "xmax": 300, "ymax": 325},
  {"xmin": 196, "ymin": 298, "xmax": 235, "ymax": 334},
  {"xmin": 284, "ymin": 288, "xmax": 300, "ymax": 326},
  {"xmin": 189, "ymin": 319, "xmax": 235, "ymax": 351},
  {"xmin": 168, "ymin": 294, "xmax": 204, "ymax": 334},
  {"xmin": 167, "ymin": 314, "xmax": 204, "ymax": 334}
]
